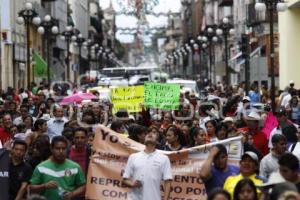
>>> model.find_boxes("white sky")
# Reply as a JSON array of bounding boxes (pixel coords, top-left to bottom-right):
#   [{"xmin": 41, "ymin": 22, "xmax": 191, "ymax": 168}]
[{"xmin": 99, "ymin": 0, "xmax": 181, "ymax": 43}]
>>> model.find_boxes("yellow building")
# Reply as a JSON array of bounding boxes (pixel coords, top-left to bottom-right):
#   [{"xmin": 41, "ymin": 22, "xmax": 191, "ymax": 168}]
[{"xmin": 279, "ymin": 0, "xmax": 300, "ymax": 89}]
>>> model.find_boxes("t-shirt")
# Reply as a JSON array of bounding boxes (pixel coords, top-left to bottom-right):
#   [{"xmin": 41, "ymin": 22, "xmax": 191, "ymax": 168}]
[
  {"xmin": 223, "ymin": 173, "xmax": 263, "ymax": 199},
  {"xmin": 30, "ymin": 159, "xmax": 86, "ymax": 200},
  {"xmin": 259, "ymin": 152, "xmax": 280, "ymax": 179},
  {"xmin": 0, "ymin": 127, "xmax": 11, "ymax": 144},
  {"xmin": 9, "ymin": 160, "xmax": 32, "ymax": 200},
  {"xmin": 239, "ymin": 127, "xmax": 269, "ymax": 156},
  {"xmin": 204, "ymin": 165, "xmax": 240, "ymax": 195},
  {"xmin": 69, "ymin": 147, "xmax": 87, "ymax": 175},
  {"xmin": 123, "ymin": 150, "xmax": 173, "ymax": 200}
]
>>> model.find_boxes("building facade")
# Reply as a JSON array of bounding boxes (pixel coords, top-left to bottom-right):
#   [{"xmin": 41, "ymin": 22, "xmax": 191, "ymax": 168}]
[{"xmin": 278, "ymin": 0, "xmax": 300, "ymax": 89}]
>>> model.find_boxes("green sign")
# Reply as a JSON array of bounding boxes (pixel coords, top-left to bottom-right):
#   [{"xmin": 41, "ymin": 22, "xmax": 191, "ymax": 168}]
[{"xmin": 144, "ymin": 82, "xmax": 180, "ymax": 110}]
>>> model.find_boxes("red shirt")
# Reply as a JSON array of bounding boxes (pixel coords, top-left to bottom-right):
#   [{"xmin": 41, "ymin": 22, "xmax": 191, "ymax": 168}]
[
  {"xmin": 69, "ymin": 147, "xmax": 87, "ymax": 175},
  {"xmin": 238, "ymin": 127, "xmax": 269, "ymax": 156},
  {"xmin": 0, "ymin": 127, "xmax": 11, "ymax": 144}
]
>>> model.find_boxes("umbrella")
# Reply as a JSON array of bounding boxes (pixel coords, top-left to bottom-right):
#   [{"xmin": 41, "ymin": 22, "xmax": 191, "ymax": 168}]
[{"xmin": 60, "ymin": 93, "xmax": 98, "ymax": 105}]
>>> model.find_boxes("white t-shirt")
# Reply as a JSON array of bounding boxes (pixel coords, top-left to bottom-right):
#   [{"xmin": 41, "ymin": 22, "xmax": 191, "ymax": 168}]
[{"xmin": 123, "ymin": 150, "xmax": 173, "ymax": 200}]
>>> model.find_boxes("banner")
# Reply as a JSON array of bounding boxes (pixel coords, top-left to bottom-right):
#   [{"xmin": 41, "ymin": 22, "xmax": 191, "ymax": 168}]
[
  {"xmin": 33, "ymin": 51, "xmax": 48, "ymax": 77},
  {"xmin": 86, "ymin": 126, "xmax": 243, "ymax": 200},
  {"xmin": 111, "ymin": 86, "xmax": 145, "ymax": 113},
  {"xmin": 144, "ymin": 82, "xmax": 180, "ymax": 110},
  {"xmin": 0, "ymin": 149, "xmax": 9, "ymax": 200}
]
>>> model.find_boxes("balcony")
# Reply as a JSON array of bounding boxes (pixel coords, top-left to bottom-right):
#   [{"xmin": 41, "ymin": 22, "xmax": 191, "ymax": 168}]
[
  {"xmin": 246, "ymin": 3, "xmax": 278, "ymax": 27},
  {"xmin": 219, "ymin": 0, "xmax": 233, "ymax": 7}
]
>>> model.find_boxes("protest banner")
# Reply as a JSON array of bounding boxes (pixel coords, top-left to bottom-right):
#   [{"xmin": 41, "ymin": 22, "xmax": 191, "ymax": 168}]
[
  {"xmin": 144, "ymin": 82, "xmax": 180, "ymax": 110},
  {"xmin": 85, "ymin": 126, "xmax": 243, "ymax": 200},
  {"xmin": 111, "ymin": 85, "xmax": 145, "ymax": 113}
]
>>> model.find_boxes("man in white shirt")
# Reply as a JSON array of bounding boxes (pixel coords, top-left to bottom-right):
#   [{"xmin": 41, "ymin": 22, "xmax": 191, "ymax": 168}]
[
  {"xmin": 47, "ymin": 105, "xmax": 68, "ymax": 140},
  {"xmin": 122, "ymin": 130, "xmax": 172, "ymax": 200},
  {"xmin": 260, "ymin": 134, "xmax": 287, "ymax": 179}
]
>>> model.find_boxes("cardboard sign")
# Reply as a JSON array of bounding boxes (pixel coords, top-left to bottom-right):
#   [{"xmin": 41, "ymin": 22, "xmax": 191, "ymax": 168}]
[
  {"xmin": 111, "ymin": 86, "xmax": 145, "ymax": 113},
  {"xmin": 144, "ymin": 82, "xmax": 180, "ymax": 110}
]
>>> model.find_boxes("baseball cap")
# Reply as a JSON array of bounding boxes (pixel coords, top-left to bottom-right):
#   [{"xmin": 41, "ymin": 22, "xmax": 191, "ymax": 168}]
[
  {"xmin": 289, "ymin": 80, "xmax": 294, "ymax": 85},
  {"xmin": 241, "ymin": 151, "xmax": 259, "ymax": 164},
  {"xmin": 222, "ymin": 117, "xmax": 234, "ymax": 123}
]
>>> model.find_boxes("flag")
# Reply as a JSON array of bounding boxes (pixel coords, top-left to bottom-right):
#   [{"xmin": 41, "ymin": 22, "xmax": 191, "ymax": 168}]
[{"xmin": 33, "ymin": 51, "xmax": 47, "ymax": 77}]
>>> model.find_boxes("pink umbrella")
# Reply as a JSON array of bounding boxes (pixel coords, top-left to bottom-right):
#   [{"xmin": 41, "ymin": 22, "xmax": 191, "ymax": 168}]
[{"xmin": 60, "ymin": 93, "xmax": 98, "ymax": 105}]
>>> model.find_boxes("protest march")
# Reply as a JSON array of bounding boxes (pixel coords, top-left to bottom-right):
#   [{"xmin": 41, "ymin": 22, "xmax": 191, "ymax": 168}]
[{"xmin": 0, "ymin": 81, "xmax": 300, "ymax": 200}]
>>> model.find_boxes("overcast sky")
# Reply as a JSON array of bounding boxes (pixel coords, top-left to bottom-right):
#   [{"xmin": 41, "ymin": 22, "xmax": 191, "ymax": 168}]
[{"xmin": 99, "ymin": 0, "xmax": 181, "ymax": 43}]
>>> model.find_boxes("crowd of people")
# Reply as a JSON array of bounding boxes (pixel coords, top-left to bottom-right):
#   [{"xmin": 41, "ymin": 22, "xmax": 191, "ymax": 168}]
[{"xmin": 1, "ymin": 80, "xmax": 300, "ymax": 200}]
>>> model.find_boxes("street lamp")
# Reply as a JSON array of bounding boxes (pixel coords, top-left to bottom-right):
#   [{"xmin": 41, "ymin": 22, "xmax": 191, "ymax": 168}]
[
  {"xmin": 37, "ymin": 15, "xmax": 59, "ymax": 84},
  {"xmin": 60, "ymin": 26, "xmax": 79, "ymax": 81},
  {"xmin": 216, "ymin": 17, "xmax": 235, "ymax": 86},
  {"xmin": 202, "ymin": 26, "xmax": 218, "ymax": 84},
  {"xmin": 196, "ymin": 35, "xmax": 208, "ymax": 77},
  {"xmin": 73, "ymin": 34, "xmax": 85, "ymax": 77},
  {"xmin": 83, "ymin": 39, "xmax": 94, "ymax": 78},
  {"xmin": 255, "ymin": 0, "xmax": 286, "ymax": 112},
  {"xmin": 17, "ymin": 2, "xmax": 41, "ymax": 88}
]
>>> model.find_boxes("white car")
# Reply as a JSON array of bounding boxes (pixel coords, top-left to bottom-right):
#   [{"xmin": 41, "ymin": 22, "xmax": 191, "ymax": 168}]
[{"xmin": 129, "ymin": 75, "xmax": 150, "ymax": 85}]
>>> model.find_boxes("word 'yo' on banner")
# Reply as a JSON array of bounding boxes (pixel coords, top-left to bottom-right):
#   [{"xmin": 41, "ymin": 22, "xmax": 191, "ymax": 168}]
[
  {"xmin": 111, "ymin": 85, "xmax": 145, "ymax": 114},
  {"xmin": 144, "ymin": 82, "xmax": 181, "ymax": 110},
  {"xmin": 85, "ymin": 125, "xmax": 243, "ymax": 200}
]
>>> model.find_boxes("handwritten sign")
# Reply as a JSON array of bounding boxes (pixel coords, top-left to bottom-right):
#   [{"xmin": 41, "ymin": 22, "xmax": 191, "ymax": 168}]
[
  {"xmin": 111, "ymin": 85, "xmax": 144, "ymax": 113},
  {"xmin": 144, "ymin": 82, "xmax": 180, "ymax": 110}
]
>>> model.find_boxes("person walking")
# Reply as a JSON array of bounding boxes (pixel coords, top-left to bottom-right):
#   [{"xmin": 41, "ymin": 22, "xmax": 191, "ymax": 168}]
[
  {"xmin": 30, "ymin": 136, "xmax": 86, "ymax": 200},
  {"xmin": 122, "ymin": 129, "xmax": 173, "ymax": 200}
]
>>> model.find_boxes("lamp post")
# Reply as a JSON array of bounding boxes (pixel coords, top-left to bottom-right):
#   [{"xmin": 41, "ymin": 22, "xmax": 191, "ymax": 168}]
[
  {"xmin": 17, "ymin": 2, "xmax": 41, "ymax": 88},
  {"xmin": 196, "ymin": 35, "xmax": 208, "ymax": 78},
  {"xmin": 216, "ymin": 17, "xmax": 235, "ymax": 86},
  {"xmin": 97, "ymin": 48, "xmax": 103, "ymax": 71},
  {"xmin": 37, "ymin": 15, "xmax": 59, "ymax": 84},
  {"xmin": 190, "ymin": 39, "xmax": 196, "ymax": 76},
  {"xmin": 60, "ymin": 26, "xmax": 79, "ymax": 81},
  {"xmin": 73, "ymin": 34, "xmax": 85, "ymax": 77},
  {"xmin": 255, "ymin": 0, "xmax": 286, "ymax": 112},
  {"xmin": 201, "ymin": 26, "xmax": 218, "ymax": 84},
  {"xmin": 83, "ymin": 39, "xmax": 94, "ymax": 79}
]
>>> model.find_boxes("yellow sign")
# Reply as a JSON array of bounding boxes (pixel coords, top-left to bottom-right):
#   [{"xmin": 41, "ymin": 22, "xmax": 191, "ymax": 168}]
[{"xmin": 111, "ymin": 85, "xmax": 145, "ymax": 113}]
